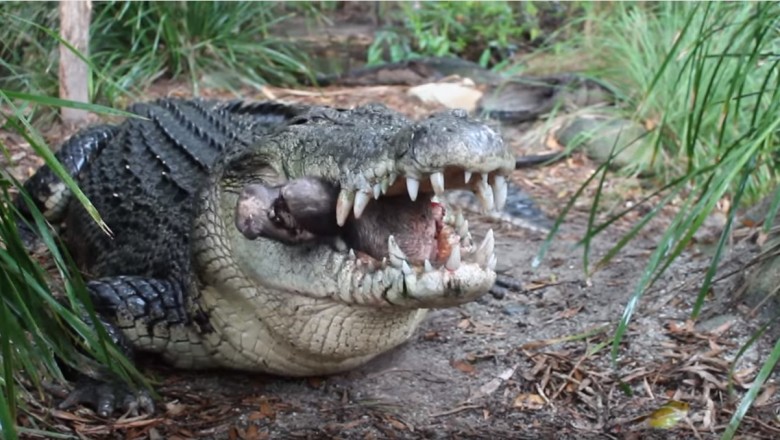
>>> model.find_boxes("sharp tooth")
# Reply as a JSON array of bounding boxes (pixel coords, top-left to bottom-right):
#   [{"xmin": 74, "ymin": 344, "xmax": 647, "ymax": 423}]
[
  {"xmin": 349, "ymin": 249, "xmax": 356, "ymax": 260},
  {"xmin": 475, "ymin": 229, "xmax": 495, "ymax": 265},
  {"xmin": 461, "ymin": 232, "xmax": 474, "ymax": 250},
  {"xmin": 454, "ymin": 211, "xmax": 465, "ymax": 228},
  {"xmin": 373, "ymin": 183, "xmax": 382, "ymax": 199},
  {"xmin": 401, "ymin": 260, "xmax": 413, "ymax": 274},
  {"xmin": 387, "ymin": 235, "xmax": 407, "ymax": 267},
  {"xmin": 336, "ymin": 189, "xmax": 355, "ymax": 226},
  {"xmin": 333, "ymin": 237, "xmax": 348, "ymax": 252},
  {"xmin": 474, "ymin": 175, "xmax": 495, "ymax": 211},
  {"xmin": 445, "ymin": 245, "xmax": 461, "ymax": 271},
  {"xmin": 493, "ymin": 175, "xmax": 508, "ymax": 211},
  {"xmin": 464, "ymin": 171, "xmax": 472, "ymax": 184},
  {"xmin": 458, "ymin": 219, "xmax": 469, "ymax": 237},
  {"xmin": 424, "ymin": 259, "xmax": 433, "ymax": 272},
  {"xmin": 382, "ymin": 172, "xmax": 397, "ymax": 194},
  {"xmin": 354, "ymin": 191, "xmax": 371, "ymax": 219},
  {"xmin": 406, "ymin": 177, "xmax": 420, "ymax": 201},
  {"xmin": 430, "ymin": 172, "xmax": 445, "ymax": 194},
  {"xmin": 487, "ymin": 254, "xmax": 497, "ymax": 271}
]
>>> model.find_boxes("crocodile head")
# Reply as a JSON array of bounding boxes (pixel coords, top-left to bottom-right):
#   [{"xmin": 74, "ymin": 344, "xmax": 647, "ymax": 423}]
[{"xmin": 194, "ymin": 103, "xmax": 514, "ymax": 375}]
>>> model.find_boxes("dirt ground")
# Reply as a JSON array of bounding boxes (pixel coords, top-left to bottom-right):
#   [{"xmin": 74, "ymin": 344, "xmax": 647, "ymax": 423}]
[{"xmin": 5, "ymin": 84, "xmax": 780, "ymax": 440}]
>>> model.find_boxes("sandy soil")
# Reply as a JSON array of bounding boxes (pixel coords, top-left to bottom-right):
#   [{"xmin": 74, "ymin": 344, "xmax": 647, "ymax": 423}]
[{"xmin": 4, "ymin": 84, "xmax": 779, "ymax": 440}]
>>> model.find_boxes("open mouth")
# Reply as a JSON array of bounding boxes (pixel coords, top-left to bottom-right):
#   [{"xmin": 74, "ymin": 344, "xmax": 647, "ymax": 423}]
[
  {"xmin": 333, "ymin": 168, "xmax": 506, "ymax": 274},
  {"xmin": 235, "ymin": 166, "xmax": 508, "ymax": 279}
]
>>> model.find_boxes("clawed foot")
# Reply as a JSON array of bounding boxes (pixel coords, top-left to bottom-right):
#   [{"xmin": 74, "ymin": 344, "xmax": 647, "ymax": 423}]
[{"xmin": 49, "ymin": 377, "xmax": 155, "ymax": 417}]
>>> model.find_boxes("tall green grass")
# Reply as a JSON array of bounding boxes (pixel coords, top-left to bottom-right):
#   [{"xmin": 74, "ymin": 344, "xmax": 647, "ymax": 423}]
[
  {"xmin": 0, "ymin": 94, "xmax": 149, "ymax": 440},
  {"xmin": 536, "ymin": 3, "xmax": 779, "ymax": 438},
  {"xmin": 0, "ymin": 1, "xmax": 312, "ymax": 120}
]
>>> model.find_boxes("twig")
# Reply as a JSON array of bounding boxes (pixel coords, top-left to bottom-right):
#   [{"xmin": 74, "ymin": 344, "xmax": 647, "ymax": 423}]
[{"xmin": 429, "ymin": 404, "xmax": 482, "ymax": 418}]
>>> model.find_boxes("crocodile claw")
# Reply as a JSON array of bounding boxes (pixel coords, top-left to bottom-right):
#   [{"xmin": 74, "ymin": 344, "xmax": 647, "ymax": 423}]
[{"xmin": 58, "ymin": 377, "xmax": 154, "ymax": 417}]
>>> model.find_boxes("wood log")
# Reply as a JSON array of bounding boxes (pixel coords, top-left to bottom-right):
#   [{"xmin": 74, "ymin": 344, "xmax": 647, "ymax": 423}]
[{"xmin": 58, "ymin": 0, "xmax": 92, "ymax": 124}]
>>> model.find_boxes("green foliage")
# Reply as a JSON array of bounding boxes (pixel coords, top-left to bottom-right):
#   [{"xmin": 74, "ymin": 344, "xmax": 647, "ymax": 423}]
[
  {"xmin": 0, "ymin": 1, "xmax": 312, "ymax": 112},
  {"xmin": 569, "ymin": 2, "xmax": 780, "ymax": 200},
  {"xmin": 0, "ymin": 2, "xmax": 60, "ymax": 121},
  {"xmin": 534, "ymin": 3, "xmax": 780, "ymax": 437},
  {"xmin": 367, "ymin": 1, "xmax": 549, "ymax": 67},
  {"xmin": 0, "ymin": 93, "xmax": 150, "ymax": 439},
  {"xmin": 90, "ymin": 1, "xmax": 312, "ymax": 101}
]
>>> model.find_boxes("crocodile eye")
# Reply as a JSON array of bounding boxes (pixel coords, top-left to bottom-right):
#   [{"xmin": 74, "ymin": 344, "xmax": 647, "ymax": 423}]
[{"xmin": 289, "ymin": 117, "xmax": 309, "ymax": 126}]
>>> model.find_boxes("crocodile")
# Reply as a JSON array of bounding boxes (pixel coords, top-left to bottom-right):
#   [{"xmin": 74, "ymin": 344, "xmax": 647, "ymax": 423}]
[{"xmin": 20, "ymin": 98, "xmax": 515, "ymax": 415}]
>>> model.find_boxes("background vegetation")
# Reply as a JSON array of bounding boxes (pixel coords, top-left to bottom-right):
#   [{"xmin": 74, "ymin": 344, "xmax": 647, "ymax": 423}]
[{"xmin": 0, "ymin": 1, "xmax": 778, "ymax": 439}]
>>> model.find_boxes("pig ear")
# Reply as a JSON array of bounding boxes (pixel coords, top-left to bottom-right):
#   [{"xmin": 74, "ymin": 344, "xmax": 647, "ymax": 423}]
[
  {"xmin": 234, "ymin": 182, "xmax": 319, "ymax": 244},
  {"xmin": 279, "ymin": 178, "xmax": 340, "ymax": 235}
]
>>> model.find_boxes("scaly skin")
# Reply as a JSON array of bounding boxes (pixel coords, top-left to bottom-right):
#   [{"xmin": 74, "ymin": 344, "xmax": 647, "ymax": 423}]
[{"xmin": 22, "ymin": 98, "xmax": 514, "ymax": 413}]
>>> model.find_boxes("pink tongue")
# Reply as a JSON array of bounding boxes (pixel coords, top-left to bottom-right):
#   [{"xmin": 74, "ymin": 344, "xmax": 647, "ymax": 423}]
[{"xmin": 342, "ymin": 195, "xmax": 438, "ymax": 263}]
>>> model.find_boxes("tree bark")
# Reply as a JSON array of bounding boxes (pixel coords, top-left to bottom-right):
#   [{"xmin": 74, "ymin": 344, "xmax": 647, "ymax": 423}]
[{"xmin": 59, "ymin": 0, "xmax": 92, "ymax": 124}]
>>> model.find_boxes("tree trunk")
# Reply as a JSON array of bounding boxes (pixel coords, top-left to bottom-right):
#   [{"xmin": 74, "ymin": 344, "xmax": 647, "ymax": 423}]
[{"xmin": 59, "ymin": 0, "xmax": 92, "ymax": 124}]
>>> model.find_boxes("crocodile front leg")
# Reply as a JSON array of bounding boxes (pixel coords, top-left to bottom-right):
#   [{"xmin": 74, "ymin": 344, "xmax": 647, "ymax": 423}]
[{"xmin": 62, "ymin": 276, "xmax": 205, "ymax": 416}]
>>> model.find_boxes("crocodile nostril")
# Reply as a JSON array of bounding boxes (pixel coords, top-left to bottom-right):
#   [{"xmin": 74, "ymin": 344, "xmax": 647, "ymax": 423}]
[{"xmin": 451, "ymin": 109, "xmax": 468, "ymax": 118}]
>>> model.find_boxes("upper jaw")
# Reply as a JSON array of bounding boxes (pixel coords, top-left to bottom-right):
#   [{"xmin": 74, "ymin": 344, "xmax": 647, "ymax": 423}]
[{"xmin": 331, "ymin": 109, "xmax": 515, "ymax": 226}]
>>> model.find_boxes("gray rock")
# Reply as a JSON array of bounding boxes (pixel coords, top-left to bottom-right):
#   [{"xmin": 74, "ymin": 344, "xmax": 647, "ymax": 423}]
[
  {"xmin": 556, "ymin": 115, "xmax": 657, "ymax": 175},
  {"xmin": 501, "ymin": 304, "xmax": 529, "ymax": 316},
  {"xmin": 740, "ymin": 208, "xmax": 780, "ymax": 317}
]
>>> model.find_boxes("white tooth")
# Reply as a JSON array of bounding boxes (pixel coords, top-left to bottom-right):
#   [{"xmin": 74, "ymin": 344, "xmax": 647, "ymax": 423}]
[
  {"xmin": 430, "ymin": 172, "xmax": 445, "ymax": 194},
  {"xmin": 406, "ymin": 177, "xmax": 420, "ymax": 201},
  {"xmin": 493, "ymin": 175, "xmax": 508, "ymax": 211},
  {"xmin": 383, "ymin": 172, "xmax": 397, "ymax": 194},
  {"xmin": 464, "ymin": 171, "xmax": 472, "ymax": 184},
  {"xmin": 487, "ymin": 254, "xmax": 497, "ymax": 271},
  {"xmin": 336, "ymin": 189, "xmax": 355, "ymax": 226},
  {"xmin": 474, "ymin": 176, "xmax": 495, "ymax": 211},
  {"xmin": 424, "ymin": 259, "xmax": 433, "ymax": 272},
  {"xmin": 373, "ymin": 183, "xmax": 382, "ymax": 200},
  {"xmin": 476, "ymin": 229, "xmax": 495, "ymax": 265},
  {"xmin": 461, "ymin": 232, "xmax": 474, "ymax": 250},
  {"xmin": 401, "ymin": 260, "xmax": 413, "ymax": 275},
  {"xmin": 388, "ymin": 235, "xmax": 407, "ymax": 267},
  {"xmin": 454, "ymin": 211, "xmax": 465, "ymax": 228},
  {"xmin": 445, "ymin": 245, "xmax": 461, "ymax": 271},
  {"xmin": 458, "ymin": 219, "xmax": 469, "ymax": 237},
  {"xmin": 354, "ymin": 191, "xmax": 371, "ymax": 219},
  {"xmin": 333, "ymin": 237, "xmax": 348, "ymax": 252},
  {"xmin": 349, "ymin": 249, "xmax": 356, "ymax": 260},
  {"xmin": 431, "ymin": 194, "xmax": 442, "ymax": 205}
]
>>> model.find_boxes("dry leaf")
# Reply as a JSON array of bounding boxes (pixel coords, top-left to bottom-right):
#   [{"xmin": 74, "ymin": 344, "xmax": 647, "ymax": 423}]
[
  {"xmin": 165, "ymin": 401, "xmax": 188, "ymax": 416},
  {"xmin": 560, "ymin": 306, "xmax": 582, "ymax": 319},
  {"xmin": 647, "ymin": 400, "xmax": 689, "ymax": 429},
  {"xmin": 513, "ymin": 393, "xmax": 545, "ymax": 410},
  {"xmin": 451, "ymin": 359, "xmax": 476, "ymax": 374},
  {"xmin": 457, "ymin": 319, "xmax": 472, "ymax": 329},
  {"xmin": 423, "ymin": 331, "xmax": 441, "ymax": 341},
  {"xmin": 386, "ymin": 417, "xmax": 407, "ymax": 430}
]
